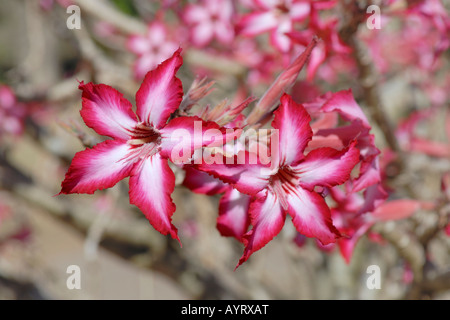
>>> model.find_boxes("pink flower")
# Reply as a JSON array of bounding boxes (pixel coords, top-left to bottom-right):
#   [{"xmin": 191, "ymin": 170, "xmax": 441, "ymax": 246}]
[
  {"xmin": 237, "ymin": 0, "xmax": 336, "ymax": 53},
  {"xmin": 183, "ymin": 0, "xmax": 235, "ymax": 47},
  {"xmin": 329, "ymin": 182, "xmax": 428, "ymax": 263},
  {"xmin": 183, "ymin": 166, "xmax": 251, "ymax": 241},
  {"xmin": 127, "ymin": 22, "xmax": 180, "ymax": 79},
  {"xmin": 237, "ymin": 0, "xmax": 312, "ymax": 52},
  {"xmin": 59, "ymin": 49, "xmax": 225, "ymax": 244},
  {"xmin": 0, "ymin": 85, "xmax": 26, "ymax": 137},
  {"xmin": 197, "ymin": 93, "xmax": 360, "ymax": 267}
]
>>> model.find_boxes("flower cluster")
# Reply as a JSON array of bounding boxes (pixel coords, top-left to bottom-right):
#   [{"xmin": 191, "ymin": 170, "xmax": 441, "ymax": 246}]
[
  {"xmin": 59, "ymin": 43, "xmax": 422, "ymax": 268},
  {"xmin": 58, "ymin": 0, "xmax": 449, "ymax": 269}
]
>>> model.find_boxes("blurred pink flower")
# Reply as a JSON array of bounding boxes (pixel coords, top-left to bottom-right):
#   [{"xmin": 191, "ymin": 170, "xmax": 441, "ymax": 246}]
[
  {"xmin": 127, "ymin": 22, "xmax": 181, "ymax": 79},
  {"xmin": 183, "ymin": 0, "xmax": 235, "ymax": 47}
]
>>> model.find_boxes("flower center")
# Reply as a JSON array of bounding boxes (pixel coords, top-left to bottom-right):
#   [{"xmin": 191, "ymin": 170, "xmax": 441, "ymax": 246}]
[
  {"xmin": 127, "ymin": 123, "xmax": 161, "ymax": 147},
  {"xmin": 269, "ymin": 166, "xmax": 299, "ymax": 210}
]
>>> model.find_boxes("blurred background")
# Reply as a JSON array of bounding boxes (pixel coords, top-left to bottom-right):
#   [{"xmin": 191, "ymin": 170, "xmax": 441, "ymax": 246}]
[{"xmin": 0, "ymin": 0, "xmax": 449, "ymax": 300}]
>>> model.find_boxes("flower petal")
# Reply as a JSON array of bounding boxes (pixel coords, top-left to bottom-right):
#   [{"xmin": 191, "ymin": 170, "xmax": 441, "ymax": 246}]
[
  {"xmin": 337, "ymin": 219, "xmax": 373, "ymax": 264},
  {"xmin": 352, "ymin": 155, "xmax": 382, "ymax": 193},
  {"xmin": 237, "ymin": 11, "xmax": 278, "ymax": 36},
  {"xmin": 79, "ymin": 82, "xmax": 137, "ymax": 140},
  {"xmin": 372, "ymin": 199, "xmax": 423, "ymax": 221},
  {"xmin": 287, "ymin": 187, "xmax": 341, "ymax": 245},
  {"xmin": 195, "ymin": 150, "xmax": 272, "ymax": 196},
  {"xmin": 321, "ymin": 89, "xmax": 371, "ymax": 129},
  {"xmin": 237, "ymin": 191, "xmax": 286, "ymax": 268},
  {"xmin": 159, "ymin": 116, "xmax": 232, "ymax": 163},
  {"xmin": 294, "ymin": 141, "xmax": 360, "ymax": 191},
  {"xmin": 217, "ymin": 188, "xmax": 251, "ymax": 241},
  {"xmin": 128, "ymin": 154, "xmax": 179, "ymax": 243},
  {"xmin": 191, "ymin": 23, "xmax": 214, "ymax": 47},
  {"xmin": 270, "ymin": 18, "xmax": 293, "ymax": 52},
  {"xmin": 126, "ymin": 34, "xmax": 151, "ymax": 55},
  {"xmin": 60, "ymin": 139, "xmax": 135, "ymax": 194},
  {"xmin": 135, "ymin": 48, "xmax": 183, "ymax": 129},
  {"xmin": 272, "ymin": 93, "xmax": 313, "ymax": 166},
  {"xmin": 182, "ymin": 166, "xmax": 228, "ymax": 195}
]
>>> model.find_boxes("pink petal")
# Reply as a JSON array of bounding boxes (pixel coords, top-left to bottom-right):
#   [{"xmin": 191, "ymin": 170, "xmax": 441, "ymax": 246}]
[
  {"xmin": 133, "ymin": 55, "xmax": 160, "ymax": 80},
  {"xmin": 409, "ymin": 138, "xmax": 450, "ymax": 158},
  {"xmin": 237, "ymin": 191, "xmax": 286, "ymax": 268},
  {"xmin": 214, "ymin": 21, "xmax": 235, "ymax": 45},
  {"xmin": 338, "ymin": 220, "xmax": 374, "ymax": 264},
  {"xmin": 128, "ymin": 154, "xmax": 179, "ymax": 243},
  {"xmin": 269, "ymin": 18, "xmax": 293, "ymax": 52},
  {"xmin": 79, "ymin": 82, "xmax": 138, "ymax": 140},
  {"xmin": 254, "ymin": 0, "xmax": 278, "ymax": 9},
  {"xmin": 294, "ymin": 141, "xmax": 360, "ymax": 191},
  {"xmin": 237, "ymin": 11, "xmax": 278, "ymax": 36},
  {"xmin": 135, "ymin": 48, "xmax": 183, "ymax": 129},
  {"xmin": 60, "ymin": 139, "xmax": 135, "ymax": 194},
  {"xmin": 321, "ymin": 89, "xmax": 371, "ymax": 129},
  {"xmin": 126, "ymin": 35, "xmax": 150, "ymax": 55},
  {"xmin": 352, "ymin": 155, "xmax": 382, "ymax": 193},
  {"xmin": 0, "ymin": 85, "xmax": 16, "ymax": 109},
  {"xmin": 304, "ymin": 135, "xmax": 344, "ymax": 153},
  {"xmin": 306, "ymin": 42, "xmax": 327, "ymax": 81},
  {"xmin": 217, "ymin": 188, "xmax": 251, "ymax": 241},
  {"xmin": 287, "ymin": 187, "xmax": 341, "ymax": 245},
  {"xmin": 290, "ymin": 2, "xmax": 311, "ymax": 20},
  {"xmin": 159, "ymin": 116, "xmax": 232, "ymax": 164},
  {"xmin": 191, "ymin": 23, "xmax": 214, "ymax": 47},
  {"xmin": 184, "ymin": 5, "xmax": 209, "ymax": 24},
  {"xmin": 195, "ymin": 150, "xmax": 272, "ymax": 196},
  {"xmin": 372, "ymin": 199, "xmax": 423, "ymax": 221},
  {"xmin": 357, "ymin": 183, "xmax": 389, "ymax": 215},
  {"xmin": 272, "ymin": 93, "xmax": 313, "ymax": 166},
  {"xmin": 182, "ymin": 166, "xmax": 228, "ymax": 195}
]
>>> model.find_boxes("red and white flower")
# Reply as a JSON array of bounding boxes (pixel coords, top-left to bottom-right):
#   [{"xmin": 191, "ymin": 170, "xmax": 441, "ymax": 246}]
[
  {"xmin": 197, "ymin": 93, "xmax": 360, "ymax": 267},
  {"xmin": 59, "ymin": 49, "xmax": 226, "ymax": 244}
]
